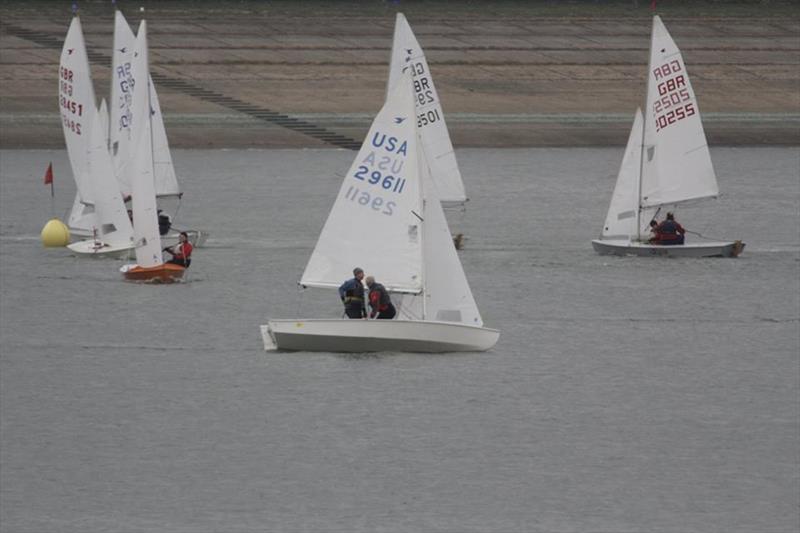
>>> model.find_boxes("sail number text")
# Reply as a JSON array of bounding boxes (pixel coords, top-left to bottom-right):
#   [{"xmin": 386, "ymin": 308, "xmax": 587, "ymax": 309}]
[
  {"xmin": 115, "ymin": 62, "xmax": 135, "ymax": 131},
  {"xmin": 59, "ymin": 67, "xmax": 83, "ymax": 135},
  {"xmin": 342, "ymin": 131, "xmax": 411, "ymax": 216},
  {"xmin": 652, "ymin": 60, "xmax": 696, "ymax": 132},
  {"xmin": 403, "ymin": 60, "xmax": 437, "ymax": 109}
]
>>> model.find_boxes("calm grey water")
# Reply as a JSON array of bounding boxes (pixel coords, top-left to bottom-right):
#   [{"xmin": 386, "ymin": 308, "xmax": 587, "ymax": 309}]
[{"xmin": 1, "ymin": 147, "xmax": 798, "ymax": 533}]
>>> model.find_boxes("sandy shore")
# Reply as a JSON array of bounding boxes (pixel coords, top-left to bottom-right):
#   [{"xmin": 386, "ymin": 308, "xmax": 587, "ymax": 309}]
[{"xmin": 1, "ymin": 1, "xmax": 798, "ymax": 148}]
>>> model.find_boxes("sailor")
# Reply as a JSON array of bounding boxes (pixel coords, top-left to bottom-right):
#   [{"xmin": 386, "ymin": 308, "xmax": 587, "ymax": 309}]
[
  {"xmin": 654, "ymin": 212, "xmax": 686, "ymax": 245},
  {"xmin": 157, "ymin": 209, "xmax": 172, "ymax": 236},
  {"xmin": 165, "ymin": 232, "xmax": 193, "ymax": 267},
  {"xmin": 647, "ymin": 219, "xmax": 660, "ymax": 243},
  {"xmin": 338, "ymin": 267, "xmax": 366, "ymax": 319},
  {"xmin": 366, "ymin": 276, "xmax": 396, "ymax": 320}
]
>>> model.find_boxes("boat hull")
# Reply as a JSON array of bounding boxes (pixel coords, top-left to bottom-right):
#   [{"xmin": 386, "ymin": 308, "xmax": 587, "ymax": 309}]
[
  {"xmin": 591, "ymin": 239, "xmax": 744, "ymax": 258},
  {"xmin": 120, "ymin": 263, "xmax": 185, "ymax": 283},
  {"xmin": 261, "ymin": 319, "xmax": 500, "ymax": 353},
  {"xmin": 67, "ymin": 239, "xmax": 133, "ymax": 258},
  {"xmin": 73, "ymin": 228, "xmax": 208, "ymax": 248}
]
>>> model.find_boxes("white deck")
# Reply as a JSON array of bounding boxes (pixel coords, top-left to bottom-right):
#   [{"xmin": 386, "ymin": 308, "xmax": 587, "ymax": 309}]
[
  {"xmin": 592, "ymin": 239, "xmax": 744, "ymax": 258},
  {"xmin": 261, "ymin": 319, "xmax": 500, "ymax": 353},
  {"xmin": 66, "ymin": 239, "xmax": 134, "ymax": 258}
]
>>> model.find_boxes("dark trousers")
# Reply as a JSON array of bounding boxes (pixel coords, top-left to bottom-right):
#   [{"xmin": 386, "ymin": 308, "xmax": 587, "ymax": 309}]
[
  {"xmin": 344, "ymin": 305, "xmax": 365, "ymax": 319},
  {"xmin": 167, "ymin": 258, "xmax": 191, "ymax": 268},
  {"xmin": 374, "ymin": 304, "xmax": 396, "ymax": 319},
  {"xmin": 658, "ymin": 236, "xmax": 685, "ymax": 245}
]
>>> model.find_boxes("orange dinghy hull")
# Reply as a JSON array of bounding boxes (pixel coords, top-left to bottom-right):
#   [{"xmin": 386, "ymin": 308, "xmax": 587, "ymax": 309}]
[{"xmin": 120, "ymin": 263, "xmax": 185, "ymax": 283}]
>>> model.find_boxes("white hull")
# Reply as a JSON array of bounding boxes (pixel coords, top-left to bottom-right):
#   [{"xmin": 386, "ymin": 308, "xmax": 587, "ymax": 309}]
[
  {"xmin": 592, "ymin": 239, "xmax": 744, "ymax": 258},
  {"xmin": 70, "ymin": 228, "xmax": 207, "ymax": 248},
  {"xmin": 67, "ymin": 239, "xmax": 133, "ymax": 258},
  {"xmin": 261, "ymin": 319, "xmax": 500, "ymax": 353}
]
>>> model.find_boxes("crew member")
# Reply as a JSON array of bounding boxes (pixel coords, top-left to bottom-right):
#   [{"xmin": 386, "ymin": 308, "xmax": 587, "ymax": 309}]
[
  {"xmin": 653, "ymin": 212, "xmax": 685, "ymax": 245},
  {"xmin": 165, "ymin": 232, "xmax": 193, "ymax": 267},
  {"xmin": 338, "ymin": 267, "xmax": 366, "ymax": 319},
  {"xmin": 366, "ymin": 276, "xmax": 396, "ymax": 319}
]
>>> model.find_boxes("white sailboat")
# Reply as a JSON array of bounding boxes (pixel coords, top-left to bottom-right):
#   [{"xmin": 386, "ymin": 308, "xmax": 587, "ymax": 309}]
[
  {"xmin": 387, "ymin": 13, "xmax": 467, "ymax": 207},
  {"xmin": 592, "ymin": 16, "xmax": 743, "ymax": 258},
  {"xmin": 67, "ymin": 99, "xmax": 135, "ymax": 257},
  {"xmin": 110, "ymin": 9, "xmax": 208, "ymax": 247},
  {"xmin": 59, "ymin": 14, "xmax": 98, "ymax": 238},
  {"xmin": 261, "ymin": 73, "xmax": 498, "ymax": 353},
  {"xmin": 119, "ymin": 20, "xmax": 185, "ymax": 283}
]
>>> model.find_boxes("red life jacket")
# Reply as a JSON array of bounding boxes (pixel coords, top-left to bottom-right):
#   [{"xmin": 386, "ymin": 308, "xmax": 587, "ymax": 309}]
[{"xmin": 173, "ymin": 241, "xmax": 193, "ymax": 260}]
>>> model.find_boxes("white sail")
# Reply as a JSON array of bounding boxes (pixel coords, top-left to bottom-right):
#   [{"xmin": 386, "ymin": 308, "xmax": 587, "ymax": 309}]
[
  {"xmin": 387, "ymin": 13, "xmax": 466, "ymax": 206},
  {"xmin": 418, "ymin": 144, "xmax": 483, "ymax": 326},
  {"xmin": 128, "ymin": 21, "xmax": 163, "ymax": 268},
  {"xmin": 301, "ymin": 73, "xmax": 423, "ymax": 293},
  {"xmin": 59, "ymin": 15, "xmax": 96, "ymax": 205},
  {"xmin": 66, "ymin": 192, "xmax": 95, "ymax": 234},
  {"xmin": 111, "ymin": 10, "xmax": 179, "ymax": 198},
  {"xmin": 98, "ymin": 98, "xmax": 109, "ymax": 148},
  {"xmin": 87, "ymin": 100, "xmax": 134, "ymax": 246},
  {"xmin": 601, "ymin": 108, "xmax": 643, "ymax": 240},
  {"xmin": 149, "ymin": 75, "xmax": 180, "ymax": 197},
  {"xmin": 640, "ymin": 15, "xmax": 718, "ymax": 209},
  {"xmin": 110, "ymin": 10, "xmax": 135, "ymax": 193}
]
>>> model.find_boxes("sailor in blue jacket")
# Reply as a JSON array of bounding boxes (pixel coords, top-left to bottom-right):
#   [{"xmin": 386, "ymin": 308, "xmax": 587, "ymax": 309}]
[{"xmin": 338, "ymin": 267, "xmax": 367, "ymax": 319}]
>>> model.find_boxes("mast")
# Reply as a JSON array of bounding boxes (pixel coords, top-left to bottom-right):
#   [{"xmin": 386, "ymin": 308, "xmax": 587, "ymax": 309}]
[
  {"xmin": 636, "ymin": 16, "xmax": 655, "ymax": 243},
  {"xmin": 418, "ymin": 132, "xmax": 428, "ymax": 321}
]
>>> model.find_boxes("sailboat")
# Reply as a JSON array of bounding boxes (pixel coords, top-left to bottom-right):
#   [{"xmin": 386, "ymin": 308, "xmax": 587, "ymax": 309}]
[
  {"xmin": 591, "ymin": 16, "xmax": 743, "ymax": 258},
  {"xmin": 110, "ymin": 9, "xmax": 208, "ymax": 248},
  {"xmin": 119, "ymin": 21, "xmax": 185, "ymax": 283},
  {"xmin": 387, "ymin": 13, "xmax": 467, "ymax": 207},
  {"xmin": 59, "ymin": 14, "xmax": 98, "ymax": 239},
  {"xmin": 66, "ymin": 99, "xmax": 135, "ymax": 257},
  {"xmin": 260, "ymin": 73, "xmax": 498, "ymax": 352}
]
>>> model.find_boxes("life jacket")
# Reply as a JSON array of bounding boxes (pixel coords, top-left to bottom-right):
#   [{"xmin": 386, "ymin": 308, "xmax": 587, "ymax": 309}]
[
  {"xmin": 173, "ymin": 241, "xmax": 193, "ymax": 260},
  {"xmin": 656, "ymin": 220, "xmax": 684, "ymax": 241},
  {"xmin": 340, "ymin": 278, "xmax": 364, "ymax": 303},
  {"xmin": 368, "ymin": 284, "xmax": 392, "ymax": 311}
]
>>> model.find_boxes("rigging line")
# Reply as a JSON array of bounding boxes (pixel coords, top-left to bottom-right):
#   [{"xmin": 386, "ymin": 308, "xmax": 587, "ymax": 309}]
[{"xmin": 685, "ymin": 229, "xmax": 728, "ymax": 242}]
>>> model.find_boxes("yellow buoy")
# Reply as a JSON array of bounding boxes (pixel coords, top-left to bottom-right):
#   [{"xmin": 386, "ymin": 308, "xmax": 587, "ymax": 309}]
[{"xmin": 41, "ymin": 218, "xmax": 70, "ymax": 247}]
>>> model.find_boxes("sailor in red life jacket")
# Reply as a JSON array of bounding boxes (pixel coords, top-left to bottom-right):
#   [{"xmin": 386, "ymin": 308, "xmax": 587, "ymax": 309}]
[
  {"xmin": 365, "ymin": 276, "xmax": 396, "ymax": 319},
  {"xmin": 653, "ymin": 212, "xmax": 686, "ymax": 245},
  {"xmin": 165, "ymin": 231, "xmax": 193, "ymax": 267}
]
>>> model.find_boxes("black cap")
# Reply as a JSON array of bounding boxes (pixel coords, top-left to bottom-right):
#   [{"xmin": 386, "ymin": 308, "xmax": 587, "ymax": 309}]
[{"xmin": 353, "ymin": 267, "xmax": 363, "ymax": 275}]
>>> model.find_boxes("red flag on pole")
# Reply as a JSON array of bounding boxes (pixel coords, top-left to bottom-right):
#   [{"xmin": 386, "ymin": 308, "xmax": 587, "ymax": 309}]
[{"xmin": 43, "ymin": 162, "xmax": 53, "ymax": 185}]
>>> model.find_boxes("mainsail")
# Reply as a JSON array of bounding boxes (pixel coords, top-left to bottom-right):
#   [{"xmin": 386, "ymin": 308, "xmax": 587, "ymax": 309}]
[
  {"xmin": 59, "ymin": 15, "xmax": 96, "ymax": 205},
  {"xmin": 128, "ymin": 21, "xmax": 163, "ymax": 268},
  {"xmin": 301, "ymin": 73, "xmax": 423, "ymax": 294},
  {"xmin": 111, "ymin": 10, "xmax": 179, "ymax": 198},
  {"xmin": 387, "ymin": 13, "xmax": 467, "ymax": 206},
  {"xmin": 640, "ymin": 15, "xmax": 718, "ymax": 209}
]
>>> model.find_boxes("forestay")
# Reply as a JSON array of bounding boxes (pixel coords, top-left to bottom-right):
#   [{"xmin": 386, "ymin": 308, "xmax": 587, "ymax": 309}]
[
  {"xmin": 640, "ymin": 15, "xmax": 718, "ymax": 209},
  {"xmin": 601, "ymin": 108, "xmax": 643, "ymax": 240},
  {"xmin": 59, "ymin": 16, "xmax": 96, "ymax": 205},
  {"xmin": 128, "ymin": 21, "xmax": 163, "ymax": 268},
  {"xmin": 88, "ymin": 99, "xmax": 134, "ymax": 246},
  {"xmin": 111, "ymin": 10, "xmax": 180, "ymax": 198},
  {"xmin": 387, "ymin": 13, "xmax": 467, "ymax": 206},
  {"xmin": 301, "ymin": 74, "xmax": 423, "ymax": 294}
]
